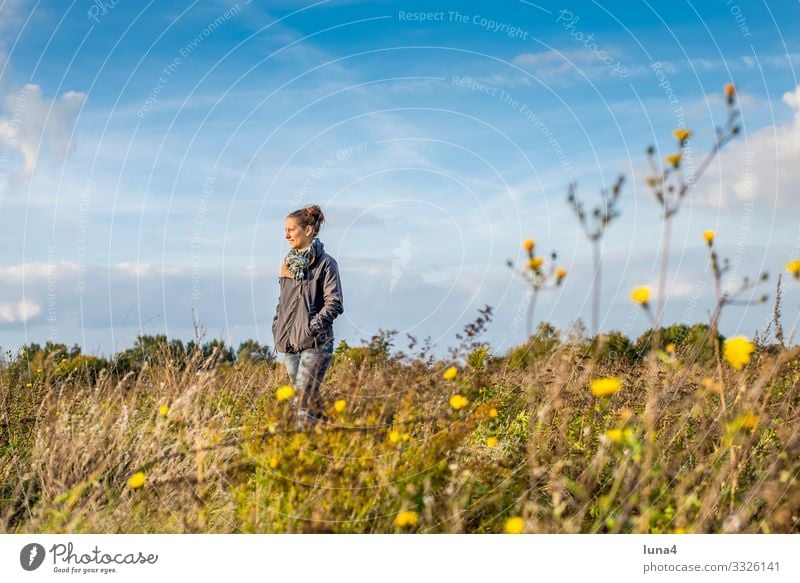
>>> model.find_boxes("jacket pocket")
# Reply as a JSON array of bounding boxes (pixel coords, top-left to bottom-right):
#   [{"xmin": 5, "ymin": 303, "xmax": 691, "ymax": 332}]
[{"xmin": 292, "ymin": 284, "xmax": 316, "ymax": 350}]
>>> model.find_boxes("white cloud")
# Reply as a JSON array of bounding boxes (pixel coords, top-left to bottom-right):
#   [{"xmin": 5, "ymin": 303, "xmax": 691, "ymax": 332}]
[
  {"xmin": 0, "ymin": 299, "xmax": 40, "ymax": 322},
  {"xmin": 114, "ymin": 262, "xmax": 191, "ymax": 278},
  {"xmin": 0, "ymin": 83, "xmax": 86, "ymax": 182},
  {"xmin": 694, "ymin": 84, "xmax": 800, "ymax": 209},
  {"xmin": 510, "ymin": 48, "xmax": 647, "ymax": 85},
  {"xmin": 0, "ymin": 260, "xmax": 79, "ymax": 281}
]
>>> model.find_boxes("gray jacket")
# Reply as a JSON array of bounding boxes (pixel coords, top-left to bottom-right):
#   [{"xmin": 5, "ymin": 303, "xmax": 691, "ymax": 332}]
[{"xmin": 272, "ymin": 239, "xmax": 344, "ymax": 353}]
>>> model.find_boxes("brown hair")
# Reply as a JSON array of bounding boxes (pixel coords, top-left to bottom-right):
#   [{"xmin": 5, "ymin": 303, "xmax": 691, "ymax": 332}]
[{"xmin": 287, "ymin": 204, "xmax": 325, "ymax": 237}]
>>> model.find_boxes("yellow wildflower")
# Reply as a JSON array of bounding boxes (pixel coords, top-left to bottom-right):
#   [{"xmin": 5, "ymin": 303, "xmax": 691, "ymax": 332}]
[
  {"xmin": 528, "ymin": 256, "xmax": 544, "ymax": 270},
  {"xmin": 665, "ymin": 152, "xmax": 682, "ymax": 167},
  {"xmin": 489, "ymin": 407, "xmax": 498, "ymax": 418},
  {"xmin": 666, "ymin": 343, "xmax": 676, "ymax": 354},
  {"xmin": 555, "ymin": 267, "xmax": 567, "ymax": 279},
  {"xmin": 522, "ymin": 239, "xmax": 534, "ymax": 252},
  {"xmin": 449, "ymin": 394, "xmax": 469, "ymax": 410},
  {"xmin": 703, "ymin": 230, "xmax": 715, "ymax": 245},
  {"xmin": 25, "ymin": 382, "xmax": 32, "ymax": 388},
  {"xmin": 503, "ymin": 516, "xmax": 525, "ymax": 534},
  {"xmin": 605, "ymin": 429, "xmax": 624, "ymax": 443},
  {"xmin": 127, "ymin": 471, "xmax": 146, "ymax": 489},
  {"xmin": 442, "ymin": 366, "xmax": 458, "ymax": 380},
  {"xmin": 724, "ymin": 83, "xmax": 736, "ymax": 98},
  {"xmin": 395, "ymin": 510, "xmax": 418, "ymax": 527},
  {"xmin": 739, "ymin": 413, "xmax": 758, "ymax": 430},
  {"xmin": 158, "ymin": 404, "xmax": 169, "ymax": 417},
  {"xmin": 401, "ymin": 432, "xmax": 411, "ymax": 441},
  {"xmin": 269, "ymin": 456, "xmax": 280, "ymax": 469},
  {"xmin": 275, "ymin": 384, "xmax": 295, "ymax": 401},
  {"xmin": 591, "ymin": 377, "xmax": 622, "ymax": 397},
  {"xmin": 673, "ymin": 128, "xmax": 692, "ymax": 142},
  {"xmin": 723, "ymin": 336, "xmax": 755, "ymax": 370},
  {"xmin": 786, "ymin": 259, "xmax": 800, "ymax": 279},
  {"xmin": 333, "ymin": 399, "xmax": 346, "ymax": 413},
  {"xmin": 486, "ymin": 436, "xmax": 499, "ymax": 448},
  {"xmin": 630, "ymin": 286, "xmax": 650, "ymax": 305},
  {"xmin": 388, "ymin": 430, "xmax": 401, "ymax": 443}
]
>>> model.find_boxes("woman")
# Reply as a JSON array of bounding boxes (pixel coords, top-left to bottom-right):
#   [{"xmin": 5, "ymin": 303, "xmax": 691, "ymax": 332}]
[{"xmin": 272, "ymin": 205, "xmax": 344, "ymax": 429}]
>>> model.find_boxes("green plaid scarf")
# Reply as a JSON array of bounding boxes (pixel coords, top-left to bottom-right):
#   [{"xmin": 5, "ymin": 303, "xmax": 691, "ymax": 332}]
[{"xmin": 285, "ymin": 237, "xmax": 321, "ymax": 283}]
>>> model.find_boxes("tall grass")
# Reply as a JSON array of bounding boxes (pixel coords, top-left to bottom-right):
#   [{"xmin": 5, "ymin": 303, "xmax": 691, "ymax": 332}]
[{"xmin": 1, "ymin": 326, "xmax": 798, "ymax": 533}]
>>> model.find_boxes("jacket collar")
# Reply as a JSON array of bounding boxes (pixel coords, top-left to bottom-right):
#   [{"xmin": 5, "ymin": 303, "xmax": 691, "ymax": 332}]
[{"xmin": 307, "ymin": 237, "xmax": 324, "ymax": 267}]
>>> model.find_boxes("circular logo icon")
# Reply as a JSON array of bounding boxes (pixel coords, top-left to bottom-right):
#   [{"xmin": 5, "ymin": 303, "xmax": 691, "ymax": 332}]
[{"xmin": 20, "ymin": 543, "xmax": 46, "ymax": 571}]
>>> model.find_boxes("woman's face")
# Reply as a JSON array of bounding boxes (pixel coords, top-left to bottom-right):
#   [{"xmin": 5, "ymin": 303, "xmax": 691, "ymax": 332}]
[{"xmin": 285, "ymin": 217, "xmax": 313, "ymax": 250}]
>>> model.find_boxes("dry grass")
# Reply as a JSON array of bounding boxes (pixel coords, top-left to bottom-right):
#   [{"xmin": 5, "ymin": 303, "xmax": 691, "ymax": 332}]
[{"xmin": 2, "ymin": 334, "xmax": 798, "ymax": 534}]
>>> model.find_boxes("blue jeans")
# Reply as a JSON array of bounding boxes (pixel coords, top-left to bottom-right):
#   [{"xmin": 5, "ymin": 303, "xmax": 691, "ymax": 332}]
[{"xmin": 282, "ymin": 338, "xmax": 334, "ymax": 427}]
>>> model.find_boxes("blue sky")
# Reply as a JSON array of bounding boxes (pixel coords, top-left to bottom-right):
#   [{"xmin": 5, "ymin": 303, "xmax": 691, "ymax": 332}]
[{"xmin": 1, "ymin": 0, "xmax": 799, "ymax": 359}]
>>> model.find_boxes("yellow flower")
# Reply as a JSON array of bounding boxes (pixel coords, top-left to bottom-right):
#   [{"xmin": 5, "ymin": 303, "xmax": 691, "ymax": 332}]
[
  {"xmin": 269, "ymin": 456, "xmax": 280, "ymax": 469},
  {"xmin": 666, "ymin": 343, "xmax": 676, "ymax": 354},
  {"xmin": 486, "ymin": 436, "xmax": 499, "ymax": 448},
  {"xmin": 786, "ymin": 259, "xmax": 800, "ymax": 279},
  {"xmin": 522, "ymin": 239, "xmax": 535, "ymax": 252},
  {"xmin": 555, "ymin": 267, "xmax": 567, "ymax": 279},
  {"xmin": 127, "ymin": 471, "xmax": 146, "ymax": 489},
  {"xmin": 158, "ymin": 404, "xmax": 169, "ymax": 417},
  {"xmin": 630, "ymin": 286, "xmax": 650, "ymax": 305},
  {"xmin": 25, "ymin": 382, "xmax": 32, "ymax": 388},
  {"xmin": 724, "ymin": 83, "xmax": 736, "ymax": 98},
  {"xmin": 388, "ymin": 430, "xmax": 401, "ymax": 443},
  {"xmin": 665, "ymin": 152, "xmax": 682, "ymax": 167},
  {"xmin": 333, "ymin": 399, "xmax": 346, "ymax": 413},
  {"xmin": 673, "ymin": 128, "xmax": 693, "ymax": 142},
  {"xmin": 442, "ymin": 366, "xmax": 458, "ymax": 380},
  {"xmin": 703, "ymin": 230, "xmax": 715, "ymax": 245},
  {"xmin": 275, "ymin": 384, "xmax": 295, "ymax": 401},
  {"xmin": 738, "ymin": 413, "xmax": 758, "ymax": 430},
  {"xmin": 503, "ymin": 516, "xmax": 525, "ymax": 534},
  {"xmin": 401, "ymin": 432, "xmax": 411, "ymax": 441},
  {"xmin": 489, "ymin": 407, "xmax": 498, "ymax": 418},
  {"xmin": 605, "ymin": 429, "xmax": 624, "ymax": 443},
  {"xmin": 528, "ymin": 256, "xmax": 544, "ymax": 270},
  {"xmin": 395, "ymin": 510, "xmax": 418, "ymax": 527},
  {"xmin": 449, "ymin": 394, "xmax": 469, "ymax": 410},
  {"xmin": 673, "ymin": 528, "xmax": 688, "ymax": 534},
  {"xmin": 591, "ymin": 377, "xmax": 622, "ymax": 397},
  {"xmin": 723, "ymin": 336, "xmax": 755, "ymax": 370}
]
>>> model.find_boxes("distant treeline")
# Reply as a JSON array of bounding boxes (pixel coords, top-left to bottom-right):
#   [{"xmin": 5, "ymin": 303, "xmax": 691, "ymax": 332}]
[{"xmin": 3, "ymin": 321, "xmax": 784, "ymax": 388}]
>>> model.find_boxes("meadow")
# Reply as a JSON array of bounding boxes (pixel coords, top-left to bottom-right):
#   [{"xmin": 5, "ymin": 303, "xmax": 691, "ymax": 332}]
[
  {"xmin": 1, "ymin": 313, "xmax": 798, "ymax": 534},
  {"xmin": 2, "ymin": 83, "xmax": 799, "ymax": 534}
]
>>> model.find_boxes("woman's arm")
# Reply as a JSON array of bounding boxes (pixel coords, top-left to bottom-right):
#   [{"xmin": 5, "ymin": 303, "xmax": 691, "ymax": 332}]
[{"xmin": 309, "ymin": 257, "xmax": 344, "ymax": 334}]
